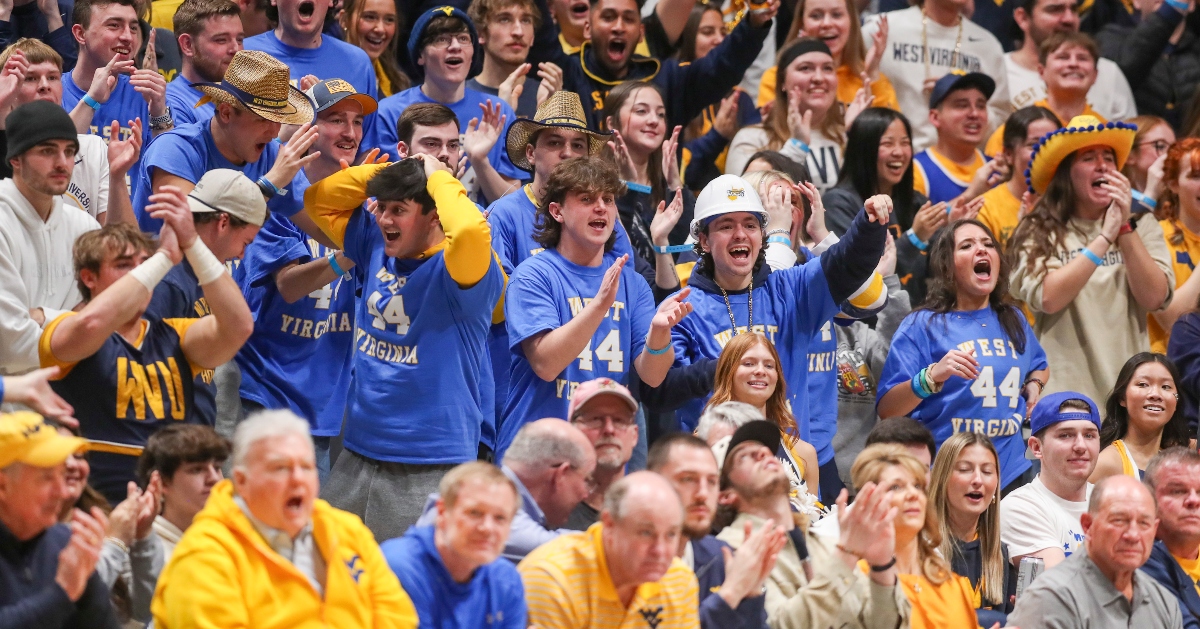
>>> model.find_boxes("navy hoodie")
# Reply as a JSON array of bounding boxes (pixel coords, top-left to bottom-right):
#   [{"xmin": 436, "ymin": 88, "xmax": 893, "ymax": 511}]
[{"xmin": 0, "ymin": 520, "xmax": 120, "ymax": 629}]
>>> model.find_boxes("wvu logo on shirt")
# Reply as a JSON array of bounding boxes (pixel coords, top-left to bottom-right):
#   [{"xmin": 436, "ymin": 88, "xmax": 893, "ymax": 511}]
[
  {"xmin": 639, "ymin": 606, "xmax": 664, "ymax": 629},
  {"xmin": 116, "ymin": 356, "xmax": 188, "ymax": 421},
  {"xmin": 345, "ymin": 555, "xmax": 364, "ymax": 584}
]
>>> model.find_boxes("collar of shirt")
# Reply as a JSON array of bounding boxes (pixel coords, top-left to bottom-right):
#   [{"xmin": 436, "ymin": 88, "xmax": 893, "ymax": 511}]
[
  {"xmin": 682, "ymin": 540, "xmax": 695, "ymax": 572},
  {"xmin": 1078, "ymin": 546, "xmax": 1155, "ymax": 613},
  {"xmin": 233, "ymin": 494, "xmax": 323, "ymax": 594},
  {"xmin": 502, "ymin": 465, "xmax": 547, "ymax": 527}
]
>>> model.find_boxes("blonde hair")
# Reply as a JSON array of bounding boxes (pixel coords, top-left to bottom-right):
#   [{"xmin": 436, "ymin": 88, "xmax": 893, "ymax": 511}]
[
  {"xmin": 928, "ymin": 432, "xmax": 1004, "ymax": 605},
  {"xmin": 706, "ymin": 332, "xmax": 799, "ymax": 447},
  {"xmin": 850, "ymin": 443, "xmax": 951, "ymax": 584}
]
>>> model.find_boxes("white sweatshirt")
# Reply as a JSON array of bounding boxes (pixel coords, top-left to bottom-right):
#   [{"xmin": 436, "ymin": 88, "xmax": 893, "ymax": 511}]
[
  {"xmin": 1003, "ymin": 54, "xmax": 1138, "ymax": 122},
  {"xmin": 62, "ymin": 134, "xmax": 110, "ymax": 220},
  {"xmin": 863, "ymin": 6, "xmax": 1012, "ymax": 152},
  {"xmin": 0, "ymin": 178, "xmax": 100, "ymax": 374}
]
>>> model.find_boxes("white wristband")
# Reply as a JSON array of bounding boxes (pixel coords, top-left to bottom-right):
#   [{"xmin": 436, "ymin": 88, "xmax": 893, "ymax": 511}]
[
  {"xmin": 129, "ymin": 251, "xmax": 172, "ymax": 292},
  {"xmin": 184, "ymin": 239, "xmax": 226, "ymax": 285}
]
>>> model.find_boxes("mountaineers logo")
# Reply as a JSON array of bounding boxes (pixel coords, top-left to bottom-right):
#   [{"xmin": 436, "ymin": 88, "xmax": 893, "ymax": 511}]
[
  {"xmin": 726, "ymin": 187, "xmax": 744, "ymax": 201},
  {"xmin": 437, "ymin": 6, "xmax": 454, "ymax": 15},
  {"xmin": 325, "ymin": 79, "xmax": 354, "ymax": 94},
  {"xmin": 639, "ymin": 606, "xmax": 664, "ymax": 629}
]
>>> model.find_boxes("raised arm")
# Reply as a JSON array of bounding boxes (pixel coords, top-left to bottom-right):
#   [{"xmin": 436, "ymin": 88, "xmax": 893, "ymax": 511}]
[
  {"xmin": 667, "ymin": 5, "xmax": 775, "ymax": 127},
  {"xmin": 817, "ymin": 195, "xmax": 889, "ymax": 305},
  {"xmin": 274, "ymin": 253, "xmax": 356, "ymax": 304},
  {"xmin": 417, "ymin": 155, "xmax": 496, "ymax": 288},
  {"xmin": 304, "ymin": 161, "xmax": 391, "ymax": 249}
]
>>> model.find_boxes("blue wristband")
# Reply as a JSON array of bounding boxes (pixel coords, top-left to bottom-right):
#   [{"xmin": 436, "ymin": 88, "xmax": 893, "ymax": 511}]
[
  {"xmin": 1080, "ymin": 248, "xmax": 1105, "ymax": 266},
  {"xmin": 646, "ymin": 340, "xmax": 672, "ymax": 355},
  {"xmin": 81, "ymin": 94, "xmax": 102, "ymax": 111},
  {"xmin": 911, "ymin": 372, "xmax": 932, "ymax": 399},
  {"xmin": 256, "ymin": 176, "xmax": 287, "ymax": 197},
  {"xmin": 766, "ymin": 235, "xmax": 793, "ymax": 246},
  {"xmin": 623, "ymin": 180, "xmax": 653, "ymax": 194},
  {"xmin": 652, "ymin": 244, "xmax": 693, "ymax": 254},
  {"xmin": 787, "ymin": 138, "xmax": 812, "ymax": 154},
  {"xmin": 1131, "ymin": 189, "xmax": 1157, "ymax": 210},
  {"xmin": 327, "ymin": 252, "xmax": 349, "ymax": 278},
  {"xmin": 1166, "ymin": 0, "xmax": 1188, "ymax": 12},
  {"xmin": 906, "ymin": 229, "xmax": 928, "ymax": 251}
]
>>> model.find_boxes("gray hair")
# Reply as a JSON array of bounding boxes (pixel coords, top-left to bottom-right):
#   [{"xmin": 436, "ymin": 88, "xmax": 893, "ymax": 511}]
[
  {"xmin": 231, "ymin": 410, "xmax": 312, "ymax": 469},
  {"xmin": 1144, "ymin": 446, "xmax": 1200, "ymax": 491},
  {"xmin": 503, "ymin": 420, "xmax": 589, "ymax": 470},
  {"xmin": 695, "ymin": 401, "xmax": 764, "ymax": 440}
]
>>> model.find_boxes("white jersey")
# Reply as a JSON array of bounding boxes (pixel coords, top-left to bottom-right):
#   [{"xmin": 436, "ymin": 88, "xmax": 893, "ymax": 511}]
[
  {"xmin": 1004, "ymin": 54, "xmax": 1138, "ymax": 122},
  {"xmin": 1000, "ymin": 474, "xmax": 1092, "ymax": 559},
  {"xmin": 863, "ymin": 6, "xmax": 1011, "ymax": 152},
  {"xmin": 62, "ymin": 134, "xmax": 110, "ymax": 220}
]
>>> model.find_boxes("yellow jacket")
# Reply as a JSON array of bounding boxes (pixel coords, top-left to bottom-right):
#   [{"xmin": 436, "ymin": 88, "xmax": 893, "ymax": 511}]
[{"xmin": 151, "ymin": 480, "xmax": 418, "ymax": 629}]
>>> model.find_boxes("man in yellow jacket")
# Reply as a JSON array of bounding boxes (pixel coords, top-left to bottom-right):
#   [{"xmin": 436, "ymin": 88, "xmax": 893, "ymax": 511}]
[{"xmin": 150, "ymin": 410, "xmax": 419, "ymax": 628}]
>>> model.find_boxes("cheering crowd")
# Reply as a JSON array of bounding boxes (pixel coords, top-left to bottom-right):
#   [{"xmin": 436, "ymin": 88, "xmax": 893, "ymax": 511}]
[{"xmin": 3, "ymin": 0, "xmax": 1200, "ymax": 626}]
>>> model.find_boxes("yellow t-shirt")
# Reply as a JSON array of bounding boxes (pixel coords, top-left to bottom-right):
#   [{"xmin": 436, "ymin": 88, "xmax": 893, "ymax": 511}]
[
  {"xmin": 897, "ymin": 572, "xmax": 980, "ymax": 629},
  {"xmin": 519, "ymin": 523, "xmax": 700, "ymax": 629},
  {"xmin": 985, "ymin": 100, "xmax": 1104, "ymax": 157},
  {"xmin": 1151, "ymin": 219, "xmax": 1200, "ymax": 353},
  {"xmin": 149, "ymin": 0, "xmax": 183, "ymax": 30},
  {"xmin": 757, "ymin": 63, "xmax": 900, "ymax": 111},
  {"xmin": 1176, "ymin": 551, "xmax": 1200, "ymax": 597},
  {"xmin": 978, "ymin": 183, "xmax": 1021, "ymax": 251}
]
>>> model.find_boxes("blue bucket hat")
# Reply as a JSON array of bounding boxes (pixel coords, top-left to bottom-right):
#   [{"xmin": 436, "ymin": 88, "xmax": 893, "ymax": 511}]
[
  {"xmin": 407, "ymin": 6, "xmax": 484, "ymax": 84},
  {"xmin": 1029, "ymin": 391, "xmax": 1101, "ymax": 436}
]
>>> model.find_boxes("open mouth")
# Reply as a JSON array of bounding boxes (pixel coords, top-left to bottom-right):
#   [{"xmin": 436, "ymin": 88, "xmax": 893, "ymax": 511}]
[
  {"xmin": 385, "ymin": 230, "xmax": 400, "ymax": 242},
  {"xmin": 973, "ymin": 258, "xmax": 991, "ymax": 281},
  {"xmin": 588, "ymin": 218, "xmax": 608, "ymax": 232},
  {"xmin": 298, "ymin": 0, "xmax": 315, "ymax": 18},
  {"xmin": 606, "ymin": 39, "xmax": 627, "ymax": 60},
  {"xmin": 285, "ymin": 495, "xmax": 305, "ymax": 513},
  {"xmin": 444, "ymin": 55, "xmax": 465, "ymax": 69},
  {"xmin": 963, "ymin": 122, "xmax": 982, "ymax": 135},
  {"xmin": 254, "ymin": 142, "xmax": 268, "ymax": 153},
  {"xmin": 965, "ymin": 490, "xmax": 984, "ymax": 501},
  {"xmin": 1144, "ymin": 403, "xmax": 1166, "ymax": 413},
  {"xmin": 729, "ymin": 245, "xmax": 751, "ymax": 261},
  {"xmin": 335, "ymin": 140, "xmax": 358, "ymax": 152},
  {"xmin": 1092, "ymin": 176, "xmax": 1109, "ymax": 190},
  {"xmin": 885, "ymin": 160, "xmax": 906, "ymax": 175},
  {"xmin": 570, "ymin": 0, "xmax": 589, "ymax": 19},
  {"xmin": 112, "ymin": 46, "xmax": 131, "ymax": 57},
  {"xmin": 364, "ymin": 33, "xmax": 386, "ymax": 46},
  {"xmin": 746, "ymin": 379, "xmax": 769, "ymax": 389}
]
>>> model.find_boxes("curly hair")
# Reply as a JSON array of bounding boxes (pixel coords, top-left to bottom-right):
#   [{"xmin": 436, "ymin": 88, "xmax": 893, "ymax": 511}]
[
  {"xmin": 1155, "ymin": 137, "xmax": 1200, "ymax": 248},
  {"xmin": 532, "ymin": 157, "xmax": 625, "ymax": 250}
]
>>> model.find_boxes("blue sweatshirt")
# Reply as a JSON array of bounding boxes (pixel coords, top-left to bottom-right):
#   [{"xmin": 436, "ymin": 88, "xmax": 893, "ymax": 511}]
[
  {"xmin": 0, "ymin": 520, "xmax": 120, "ymax": 629},
  {"xmin": 1140, "ymin": 540, "xmax": 1200, "ymax": 629},
  {"xmin": 381, "ymin": 525, "xmax": 527, "ymax": 629}
]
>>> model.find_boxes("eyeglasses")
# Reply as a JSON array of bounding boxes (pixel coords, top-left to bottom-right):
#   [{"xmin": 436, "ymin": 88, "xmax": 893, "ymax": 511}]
[
  {"xmin": 429, "ymin": 33, "xmax": 473, "ymax": 49},
  {"xmin": 571, "ymin": 414, "xmax": 637, "ymax": 432},
  {"xmin": 1136, "ymin": 140, "xmax": 1171, "ymax": 155}
]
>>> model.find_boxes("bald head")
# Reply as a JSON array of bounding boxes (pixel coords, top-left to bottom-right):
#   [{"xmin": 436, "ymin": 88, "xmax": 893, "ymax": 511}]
[
  {"xmin": 1083, "ymin": 475, "xmax": 1158, "ymax": 577},
  {"xmin": 1089, "ymin": 474, "xmax": 1156, "ymax": 515},
  {"xmin": 504, "ymin": 418, "xmax": 595, "ymax": 472},
  {"xmin": 604, "ymin": 471, "xmax": 684, "ymax": 524},
  {"xmin": 601, "ymin": 471, "xmax": 684, "ymax": 589}
]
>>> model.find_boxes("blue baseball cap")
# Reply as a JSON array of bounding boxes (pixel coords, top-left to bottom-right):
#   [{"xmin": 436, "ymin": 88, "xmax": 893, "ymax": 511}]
[
  {"xmin": 407, "ymin": 6, "xmax": 484, "ymax": 84},
  {"xmin": 928, "ymin": 70, "xmax": 995, "ymax": 109},
  {"xmin": 1029, "ymin": 391, "xmax": 1101, "ymax": 436}
]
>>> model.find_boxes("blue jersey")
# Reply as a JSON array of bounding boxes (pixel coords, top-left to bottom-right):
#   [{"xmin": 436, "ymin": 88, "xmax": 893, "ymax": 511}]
[
  {"xmin": 877, "ymin": 307, "xmax": 1047, "ymax": 488},
  {"xmin": 368, "ymin": 86, "xmax": 525, "ymax": 186},
  {"xmin": 672, "ymin": 264, "xmax": 838, "ymax": 434},
  {"xmin": 164, "ymin": 75, "xmax": 212, "ymax": 127},
  {"xmin": 144, "ymin": 260, "xmax": 216, "ymax": 426},
  {"xmin": 234, "ymin": 178, "xmax": 355, "ymax": 437},
  {"xmin": 806, "ymin": 319, "xmax": 839, "ymax": 465},
  {"xmin": 40, "ymin": 313, "xmax": 203, "ymax": 504},
  {"xmin": 62, "ymin": 72, "xmax": 152, "ymax": 147},
  {"xmin": 132, "ymin": 119, "xmax": 300, "ymax": 232},
  {"xmin": 501, "ymin": 249, "xmax": 654, "ymax": 457},
  {"xmin": 243, "ymin": 31, "xmax": 378, "ymax": 141},
  {"xmin": 339, "ymin": 205, "xmax": 504, "ymax": 464},
  {"xmin": 912, "ymin": 148, "xmax": 987, "ymax": 205}
]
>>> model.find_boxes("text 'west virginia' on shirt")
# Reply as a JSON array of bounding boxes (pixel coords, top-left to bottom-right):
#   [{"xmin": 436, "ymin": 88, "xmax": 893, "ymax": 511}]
[
  {"xmin": 164, "ymin": 75, "xmax": 213, "ymax": 127},
  {"xmin": 1000, "ymin": 475, "xmax": 1092, "ymax": 560},
  {"xmin": 518, "ymin": 523, "xmax": 700, "ymax": 629},
  {"xmin": 132, "ymin": 118, "xmax": 302, "ymax": 232},
  {"xmin": 62, "ymin": 72, "xmax": 153, "ymax": 148},
  {"xmin": 39, "ymin": 312, "xmax": 204, "ymax": 504},
  {"xmin": 878, "ymin": 306, "xmax": 1047, "ymax": 488},
  {"xmin": 501, "ymin": 248, "xmax": 654, "ymax": 457},
  {"xmin": 234, "ymin": 178, "xmax": 355, "ymax": 438},
  {"xmin": 305, "ymin": 163, "xmax": 505, "ymax": 465}
]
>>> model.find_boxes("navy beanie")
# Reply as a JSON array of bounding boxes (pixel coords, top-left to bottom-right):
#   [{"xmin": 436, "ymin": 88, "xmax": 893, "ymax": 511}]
[{"xmin": 406, "ymin": 6, "xmax": 484, "ymax": 84}]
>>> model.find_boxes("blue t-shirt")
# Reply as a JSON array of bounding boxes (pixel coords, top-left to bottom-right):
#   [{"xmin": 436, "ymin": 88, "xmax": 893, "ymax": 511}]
[
  {"xmin": 381, "ymin": 525, "xmax": 526, "ymax": 629},
  {"xmin": 164, "ymin": 75, "xmax": 212, "ymax": 127},
  {"xmin": 806, "ymin": 319, "xmax": 838, "ymax": 466},
  {"xmin": 243, "ymin": 31, "xmax": 377, "ymax": 139},
  {"xmin": 339, "ymin": 204, "xmax": 504, "ymax": 464},
  {"xmin": 233, "ymin": 174, "xmax": 355, "ymax": 437},
  {"xmin": 367, "ymin": 86, "xmax": 525, "ymax": 185},
  {"xmin": 501, "ymin": 249, "xmax": 653, "ymax": 457},
  {"xmin": 132, "ymin": 118, "xmax": 299, "ymax": 232},
  {"xmin": 62, "ymin": 72, "xmax": 152, "ymax": 146},
  {"xmin": 877, "ymin": 307, "xmax": 1047, "ymax": 488},
  {"xmin": 672, "ymin": 264, "xmax": 838, "ymax": 435}
]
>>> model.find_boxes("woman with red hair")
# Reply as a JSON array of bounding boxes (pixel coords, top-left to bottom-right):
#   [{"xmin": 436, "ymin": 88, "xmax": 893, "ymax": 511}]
[{"xmin": 1150, "ymin": 138, "xmax": 1200, "ymax": 353}]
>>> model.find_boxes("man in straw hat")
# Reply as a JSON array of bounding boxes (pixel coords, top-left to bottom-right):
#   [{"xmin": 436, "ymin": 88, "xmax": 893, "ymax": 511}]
[
  {"xmin": 1009, "ymin": 115, "xmax": 1174, "ymax": 407},
  {"xmin": 233, "ymin": 78, "xmax": 377, "ymax": 481},
  {"xmin": 0, "ymin": 411, "xmax": 118, "ymax": 627},
  {"xmin": 38, "ymin": 173, "xmax": 256, "ymax": 503},
  {"xmin": 303, "ymin": 152, "xmax": 505, "ymax": 540},
  {"xmin": 132, "ymin": 49, "xmax": 318, "ymax": 234}
]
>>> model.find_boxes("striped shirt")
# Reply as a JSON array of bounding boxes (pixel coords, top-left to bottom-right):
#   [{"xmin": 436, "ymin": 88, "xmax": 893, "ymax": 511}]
[{"xmin": 518, "ymin": 523, "xmax": 699, "ymax": 629}]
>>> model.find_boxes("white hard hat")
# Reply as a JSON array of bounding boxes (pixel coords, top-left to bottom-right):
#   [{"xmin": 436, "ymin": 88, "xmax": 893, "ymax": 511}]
[{"xmin": 689, "ymin": 174, "xmax": 770, "ymax": 239}]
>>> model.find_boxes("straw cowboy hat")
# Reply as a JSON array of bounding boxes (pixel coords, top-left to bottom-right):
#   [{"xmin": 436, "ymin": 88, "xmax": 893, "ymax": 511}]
[
  {"xmin": 193, "ymin": 50, "xmax": 315, "ymax": 125},
  {"xmin": 505, "ymin": 91, "xmax": 611, "ymax": 173},
  {"xmin": 1025, "ymin": 114, "xmax": 1138, "ymax": 195}
]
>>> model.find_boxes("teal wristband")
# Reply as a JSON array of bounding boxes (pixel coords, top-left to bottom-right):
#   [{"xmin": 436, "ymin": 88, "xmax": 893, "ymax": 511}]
[
  {"xmin": 623, "ymin": 180, "xmax": 653, "ymax": 194},
  {"xmin": 326, "ymin": 252, "xmax": 349, "ymax": 278},
  {"xmin": 787, "ymin": 138, "xmax": 812, "ymax": 154},
  {"xmin": 652, "ymin": 244, "xmax": 693, "ymax": 254},
  {"xmin": 1081, "ymin": 248, "xmax": 1105, "ymax": 266},
  {"xmin": 767, "ymin": 235, "xmax": 793, "ymax": 246},
  {"xmin": 1132, "ymin": 189, "xmax": 1157, "ymax": 210},
  {"xmin": 912, "ymin": 370, "xmax": 932, "ymax": 399},
  {"xmin": 1166, "ymin": 0, "xmax": 1188, "ymax": 12},
  {"xmin": 646, "ymin": 340, "xmax": 671, "ymax": 355},
  {"xmin": 81, "ymin": 94, "xmax": 102, "ymax": 111},
  {"xmin": 906, "ymin": 229, "xmax": 928, "ymax": 252}
]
